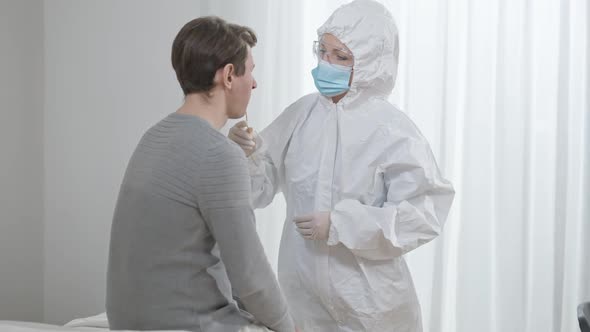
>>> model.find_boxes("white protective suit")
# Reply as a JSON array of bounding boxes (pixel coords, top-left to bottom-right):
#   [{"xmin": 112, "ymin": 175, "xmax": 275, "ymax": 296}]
[{"xmin": 247, "ymin": 0, "xmax": 455, "ymax": 331}]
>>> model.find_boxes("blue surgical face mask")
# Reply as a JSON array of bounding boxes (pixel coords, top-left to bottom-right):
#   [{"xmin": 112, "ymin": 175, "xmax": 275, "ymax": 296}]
[{"xmin": 311, "ymin": 59, "xmax": 353, "ymax": 97}]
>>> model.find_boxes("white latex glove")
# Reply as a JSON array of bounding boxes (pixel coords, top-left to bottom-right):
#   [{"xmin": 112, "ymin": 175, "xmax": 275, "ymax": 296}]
[
  {"xmin": 228, "ymin": 120, "xmax": 256, "ymax": 157},
  {"xmin": 293, "ymin": 211, "xmax": 331, "ymax": 241}
]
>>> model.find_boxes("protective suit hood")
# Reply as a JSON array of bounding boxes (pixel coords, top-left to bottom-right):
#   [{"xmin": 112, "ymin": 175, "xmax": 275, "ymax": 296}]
[{"xmin": 317, "ymin": 0, "xmax": 399, "ymax": 104}]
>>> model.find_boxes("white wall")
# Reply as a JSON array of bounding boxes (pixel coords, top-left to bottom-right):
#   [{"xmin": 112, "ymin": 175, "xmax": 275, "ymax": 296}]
[
  {"xmin": 43, "ymin": 0, "xmax": 203, "ymax": 324},
  {"xmin": 0, "ymin": 0, "xmax": 44, "ymax": 322}
]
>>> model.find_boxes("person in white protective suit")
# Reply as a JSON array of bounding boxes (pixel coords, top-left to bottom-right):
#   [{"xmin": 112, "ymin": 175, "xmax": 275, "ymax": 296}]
[{"xmin": 228, "ymin": 0, "xmax": 455, "ymax": 331}]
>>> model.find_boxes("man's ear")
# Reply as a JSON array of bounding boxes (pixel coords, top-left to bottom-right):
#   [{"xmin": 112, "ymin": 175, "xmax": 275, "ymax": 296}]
[{"xmin": 221, "ymin": 63, "xmax": 234, "ymax": 89}]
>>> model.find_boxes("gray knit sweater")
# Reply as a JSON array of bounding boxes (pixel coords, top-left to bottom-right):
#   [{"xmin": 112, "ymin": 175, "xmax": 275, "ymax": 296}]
[{"xmin": 106, "ymin": 113, "xmax": 294, "ymax": 332}]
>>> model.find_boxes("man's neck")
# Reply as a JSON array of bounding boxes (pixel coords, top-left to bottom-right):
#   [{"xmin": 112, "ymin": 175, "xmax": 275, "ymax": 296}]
[{"xmin": 177, "ymin": 92, "xmax": 227, "ymax": 130}]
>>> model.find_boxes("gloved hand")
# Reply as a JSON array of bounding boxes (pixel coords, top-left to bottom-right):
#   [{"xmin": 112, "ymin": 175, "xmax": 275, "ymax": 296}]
[
  {"xmin": 293, "ymin": 211, "xmax": 331, "ymax": 241},
  {"xmin": 228, "ymin": 120, "xmax": 256, "ymax": 157}
]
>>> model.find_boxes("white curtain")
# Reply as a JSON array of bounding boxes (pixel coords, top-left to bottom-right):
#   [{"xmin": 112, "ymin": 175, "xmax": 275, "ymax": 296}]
[{"xmin": 209, "ymin": 0, "xmax": 590, "ymax": 331}]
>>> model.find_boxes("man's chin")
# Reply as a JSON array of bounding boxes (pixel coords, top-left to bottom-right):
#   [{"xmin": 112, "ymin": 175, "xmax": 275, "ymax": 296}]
[{"xmin": 228, "ymin": 112, "xmax": 246, "ymax": 120}]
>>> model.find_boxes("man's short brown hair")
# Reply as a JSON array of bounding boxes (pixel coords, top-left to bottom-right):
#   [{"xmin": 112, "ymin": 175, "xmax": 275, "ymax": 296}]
[{"xmin": 171, "ymin": 16, "xmax": 257, "ymax": 95}]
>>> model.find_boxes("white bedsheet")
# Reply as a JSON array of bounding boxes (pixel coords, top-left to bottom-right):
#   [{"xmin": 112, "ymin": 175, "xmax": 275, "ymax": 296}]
[
  {"xmin": 0, "ymin": 313, "xmax": 183, "ymax": 332},
  {"xmin": 0, "ymin": 313, "xmax": 271, "ymax": 332}
]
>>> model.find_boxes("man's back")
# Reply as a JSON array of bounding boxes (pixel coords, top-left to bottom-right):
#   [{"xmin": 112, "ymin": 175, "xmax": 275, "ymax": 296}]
[{"xmin": 106, "ymin": 113, "xmax": 293, "ymax": 332}]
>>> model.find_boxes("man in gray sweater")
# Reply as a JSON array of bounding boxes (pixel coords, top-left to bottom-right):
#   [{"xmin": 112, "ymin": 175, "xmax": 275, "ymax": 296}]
[{"xmin": 106, "ymin": 16, "xmax": 297, "ymax": 332}]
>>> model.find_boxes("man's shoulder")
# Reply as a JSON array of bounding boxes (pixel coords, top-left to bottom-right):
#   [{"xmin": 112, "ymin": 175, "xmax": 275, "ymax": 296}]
[
  {"xmin": 146, "ymin": 113, "xmax": 246, "ymax": 166},
  {"xmin": 213, "ymin": 137, "xmax": 248, "ymax": 161},
  {"xmin": 196, "ymin": 134, "xmax": 247, "ymax": 168},
  {"xmin": 174, "ymin": 120, "xmax": 237, "ymax": 155}
]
